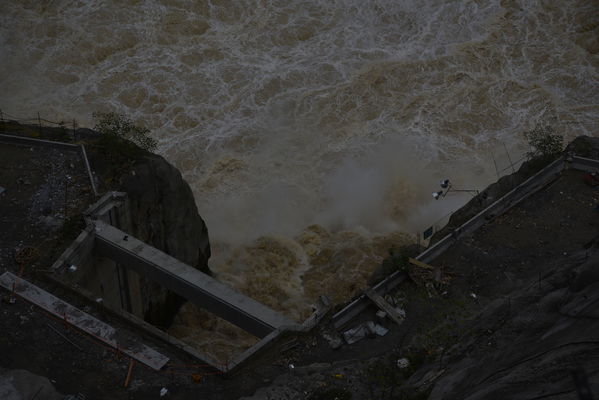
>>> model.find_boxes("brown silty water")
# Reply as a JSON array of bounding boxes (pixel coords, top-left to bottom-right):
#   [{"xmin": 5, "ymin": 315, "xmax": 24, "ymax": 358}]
[{"xmin": 1, "ymin": 0, "xmax": 597, "ymax": 361}]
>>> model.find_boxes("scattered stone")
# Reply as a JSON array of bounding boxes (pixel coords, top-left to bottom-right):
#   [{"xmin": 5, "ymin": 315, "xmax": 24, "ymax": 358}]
[
  {"xmin": 397, "ymin": 358, "xmax": 410, "ymax": 369},
  {"xmin": 160, "ymin": 387, "xmax": 168, "ymax": 397},
  {"xmin": 343, "ymin": 321, "xmax": 389, "ymax": 344},
  {"xmin": 322, "ymin": 332, "xmax": 343, "ymax": 350},
  {"xmin": 366, "ymin": 321, "xmax": 388, "ymax": 336},
  {"xmin": 343, "ymin": 325, "xmax": 369, "ymax": 344},
  {"xmin": 395, "ymin": 307, "xmax": 407, "ymax": 318}
]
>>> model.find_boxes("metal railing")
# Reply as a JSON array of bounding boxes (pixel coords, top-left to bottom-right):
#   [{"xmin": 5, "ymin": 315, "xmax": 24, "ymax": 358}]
[
  {"xmin": 0, "ymin": 109, "xmax": 79, "ymax": 140},
  {"xmin": 0, "ymin": 110, "xmax": 99, "ymax": 196},
  {"xmin": 417, "ymin": 146, "xmax": 528, "ymax": 243}
]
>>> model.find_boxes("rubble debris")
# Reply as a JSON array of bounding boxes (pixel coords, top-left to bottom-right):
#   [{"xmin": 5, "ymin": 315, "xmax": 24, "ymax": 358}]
[
  {"xmin": 366, "ymin": 321, "xmax": 388, "ymax": 336},
  {"xmin": 343, "ymin": 325, "xmax": 369, "ymax": 344},
  {"xmin": 365, "ymin": 288, "xmax": 405, "ymax": 326},
  {"xmin": 322, "ymin": 332, "xmax": 343, "ymax": 350},
  {"xmin": 343, "ymin": 321, "xmax": 389, "ymax": 344},
  {"xmin": 160, "ymin": 387, "xmax": 168, "ymax": 397},
  {"xmin": 397, "ymin": 358, "xmax": 410, "ymax": 369},
  {"xmin": 375, "ymin": 310, "xmax": 387, "ymax": 322},
  {"xmin": 384, "ymin": 294, "xmax": 397, "ymax": 306},
  {"xmin": 395, "ymin": 308, "xmax": 406, "ymax": 319}
]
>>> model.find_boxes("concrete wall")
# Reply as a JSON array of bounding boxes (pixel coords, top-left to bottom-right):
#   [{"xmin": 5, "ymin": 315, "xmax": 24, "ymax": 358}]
[
  {"xmin": 332, "ymin": 155, "xmax": 599, "ymax": 329},
  {"xmin": 52, "ymin": 192, "xmax": 145, "ymax": 319},
  {"xmin": 49, "ymin": 191, "xmax": 329, "ymax": 371}
]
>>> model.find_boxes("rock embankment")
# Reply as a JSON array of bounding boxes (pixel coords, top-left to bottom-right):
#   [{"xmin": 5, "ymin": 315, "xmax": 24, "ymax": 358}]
[
  {"xmin": 431, "ymin": 135, "xmax": 598, "ymax": 243},
  {"xmin": 79, "ymin": 127, "xmax": 212, "ymax": 326}
]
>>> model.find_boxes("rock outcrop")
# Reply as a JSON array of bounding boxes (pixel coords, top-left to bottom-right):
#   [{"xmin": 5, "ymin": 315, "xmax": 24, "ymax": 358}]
[
  {"xmin": 117, "ymin": 153, "xmax": 211, "ymax": 273},
  {"xmin": 79, "ymin": 127, "xmax": 212, "ymax": 326},
  {"xmin": 116, "ymin": 153, "xmax": 211, "ymax": 325},
  {"xmin": 420, "ymin": 239, "xmax": 599, "ymax": 400}
]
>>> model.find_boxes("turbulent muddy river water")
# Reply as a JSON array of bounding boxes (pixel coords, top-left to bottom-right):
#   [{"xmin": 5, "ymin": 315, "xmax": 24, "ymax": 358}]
[{"xmin": 2, "ymin": 0, "xmax": 597, "ymax": 361}]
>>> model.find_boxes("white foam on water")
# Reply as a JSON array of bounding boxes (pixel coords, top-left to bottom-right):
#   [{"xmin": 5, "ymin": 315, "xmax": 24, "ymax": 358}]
[{"xmin": 2, "ymin": 0, "xmax": 598, "ymax": 358}]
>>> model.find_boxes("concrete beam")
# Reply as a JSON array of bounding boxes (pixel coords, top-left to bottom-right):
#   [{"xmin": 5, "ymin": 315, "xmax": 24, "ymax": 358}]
[
  {"xmin": 50, "ymin": 225, "xmax": 95, "ymax": 271},
  {"xmin": 93, "ymin": 221, "xmax": 296, "ymax": 338},
  {"xmin": 570, "ymin": 156, "xmax": 599, "ymax": 172},
  {"xmin": 0, "ymin": 272, "xmax": 169, "ymax": 371}
]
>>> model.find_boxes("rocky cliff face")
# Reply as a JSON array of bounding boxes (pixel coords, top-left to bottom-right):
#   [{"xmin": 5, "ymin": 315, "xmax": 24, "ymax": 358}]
[
  {"xmin": 81, "ymin": 129, "xmax": 211, "ymax": 326},
  {"xmin": 117, "ymin": 153, "xmax": 211, "ymax": 272},
  {"xmin": 117, "ymin": 153, "xmax": 211, "ymax": 326}
]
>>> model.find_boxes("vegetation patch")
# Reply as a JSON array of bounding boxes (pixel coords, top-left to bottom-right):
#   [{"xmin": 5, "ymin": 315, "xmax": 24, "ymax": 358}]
[
  {"xmin": 93, "ymin": 111, "xmax": 157, "ymax": 158},
  {"xmin": 524, "ymin": 124, "xmax": 563, "ymax": 163}
]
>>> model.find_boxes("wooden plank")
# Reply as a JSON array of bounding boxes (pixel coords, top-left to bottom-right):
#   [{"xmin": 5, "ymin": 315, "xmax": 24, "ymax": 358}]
[
  {"xmin": 408, "ymin": 257, "xmax": 434, "ymax": 270},
  {"xmin": 0, "ymin": 272, "xmax": 169, "ymax": 370},
  {"xmin": 364, "ymin": 288, "xmax": 404, "ymax": 326}
]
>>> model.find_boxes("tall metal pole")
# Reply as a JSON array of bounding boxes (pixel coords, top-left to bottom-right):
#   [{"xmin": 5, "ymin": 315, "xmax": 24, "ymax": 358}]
[
  {"xmin": 38, "ymin": 112, "xmax": 42, "ymax": 135},
  {"xmin": 503, "ymin": 141, "xmax": 516, "ymax": 173},
  {"xmin": 490, "ymin": 151, "xmax": 500, "ymax": 179}
]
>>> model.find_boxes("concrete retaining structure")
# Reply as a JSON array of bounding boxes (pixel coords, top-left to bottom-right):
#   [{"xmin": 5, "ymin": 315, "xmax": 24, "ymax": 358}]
[
  {"xmin": 50, "ymin": 191, "xmax": 330, "ymax": 372},
  {"xmin": 93, "ymin": 219, "xmax": 295, "ymax": 338},
  {"xmin": 332, "ymin": 154, "xmax": 599, "ymax": 329},
  {"xmin": 2, "ymin": 132, "xmax": 328, "ymax": 372},
  {"xmin": 0, "ymin": 272, "xmax": 169, "ymax": 371}
]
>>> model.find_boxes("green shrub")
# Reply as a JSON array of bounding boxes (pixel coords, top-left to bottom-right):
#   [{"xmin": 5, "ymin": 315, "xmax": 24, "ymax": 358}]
[
  {"xmin": 524, "ymin": 125, "xmax": 563, "ymax": 161},
  {"xmin": 93, "ymin": 111, "xmax": 157, "ymax": 154}
]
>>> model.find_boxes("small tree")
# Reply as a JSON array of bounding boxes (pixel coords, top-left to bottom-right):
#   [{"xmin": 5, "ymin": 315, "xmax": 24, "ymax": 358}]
[
  {"xmin": 524, "ymin": 124, "xmax": 563, "ymax": 161},
  {"xmin": 93, "ymin": 111, "xmax": 157, "ymax": 153}
]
